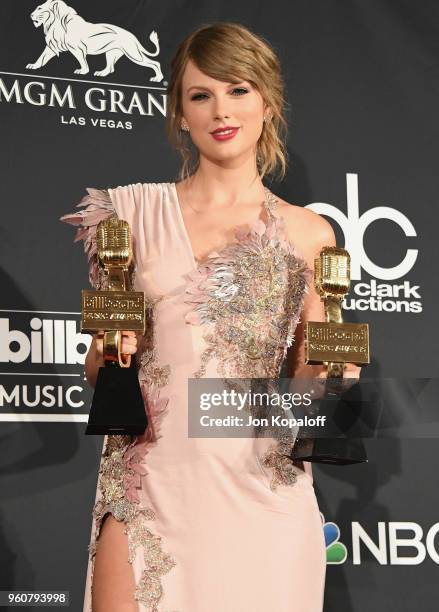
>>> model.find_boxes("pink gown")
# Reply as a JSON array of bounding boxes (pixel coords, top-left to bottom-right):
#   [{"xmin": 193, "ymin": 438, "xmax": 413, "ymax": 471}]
[{"xmin": 61, "ymin": 182, "xmax": 327, "ymax": 612}]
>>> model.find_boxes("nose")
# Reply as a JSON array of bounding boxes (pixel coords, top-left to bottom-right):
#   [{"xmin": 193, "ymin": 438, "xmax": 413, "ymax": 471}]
[
  {"xmin": 214, "ymin": 111, "xmax": 230, "ymax": 123},
  {"xmin": 212, "ymin": 97, "xmax": 230, "ymax": 121}
]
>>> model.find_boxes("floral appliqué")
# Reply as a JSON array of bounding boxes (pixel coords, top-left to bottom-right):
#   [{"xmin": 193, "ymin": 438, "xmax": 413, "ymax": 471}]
[
  {"xmin": 60, "ymin": 187, "xmax": 119, "ymax": 290},
  {"xmin": 90, "ymin": 435, "xmax": 176, "ymax": 611},
  {"xmin": 183, "ymin": 187, "xmax": 313, "ymax": 491},
  {"xmin": 61, "ymin": 188, "xmax": 176, "ymax": 611}
]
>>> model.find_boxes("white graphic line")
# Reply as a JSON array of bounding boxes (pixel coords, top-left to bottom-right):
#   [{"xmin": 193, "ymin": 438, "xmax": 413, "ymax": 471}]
[
  {"xmin": 0, "ymin": 372, "xmax": 82, "ymax": 377},
  {"xmin": 0, "ymin": 413, "xmax": 88, "ymax": 422},
  {"xmin": 0, "ymin": 309, "xmax": 80, "ymax": 314},
  {"xmin": 0, "ymin": 70, "xmax": 167, "ymax": 91}
]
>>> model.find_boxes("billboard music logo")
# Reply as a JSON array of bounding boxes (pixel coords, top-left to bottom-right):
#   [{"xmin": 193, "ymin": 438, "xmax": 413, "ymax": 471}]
[
  {"xmin": 0, "ymin": 2, "xmax": 167, "ymax": 130},
  {"xmin": 306, "ymin": 174, "xmax": 422, "ymax": 314},
  {"xmin": 0, "ymin": 311, "xmax": 92, "ymax": 418}
]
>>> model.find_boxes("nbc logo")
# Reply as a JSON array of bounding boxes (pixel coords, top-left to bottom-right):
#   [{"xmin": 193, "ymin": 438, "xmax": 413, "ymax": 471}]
[{"xmin": 320, "ymin": 513, "xmax": 439, "ymax": 565}]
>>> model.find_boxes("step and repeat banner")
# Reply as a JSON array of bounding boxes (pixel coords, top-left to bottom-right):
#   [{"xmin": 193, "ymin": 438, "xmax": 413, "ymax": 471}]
[{"xmin": 0, "ymin": 1, "xmax": 437, "ymax": 610}]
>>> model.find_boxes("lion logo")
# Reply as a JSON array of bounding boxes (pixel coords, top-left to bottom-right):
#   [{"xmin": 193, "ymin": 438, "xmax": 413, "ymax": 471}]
[{"xmin": 26, "ymin": 0, "xmax": 163, "ymax": 82}]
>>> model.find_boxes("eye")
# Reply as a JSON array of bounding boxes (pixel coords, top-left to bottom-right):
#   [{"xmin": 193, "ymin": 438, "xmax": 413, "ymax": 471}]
[
  {"xmin": 190, "ymin": 93, "xmax": 208, "ymax": 101},
  {"xmin": 190, "ymin": 87, "xmax": 249, "ymax": 102},
  {"xmin": 230, "ymin": 87, "xmax": 249, "ymax": 96}
]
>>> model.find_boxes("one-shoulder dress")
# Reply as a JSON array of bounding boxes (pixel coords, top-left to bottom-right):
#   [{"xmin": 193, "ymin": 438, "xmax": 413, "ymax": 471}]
[{"xmin": 61, "ymin": 182, "xmax": 327, "ymax": 612}]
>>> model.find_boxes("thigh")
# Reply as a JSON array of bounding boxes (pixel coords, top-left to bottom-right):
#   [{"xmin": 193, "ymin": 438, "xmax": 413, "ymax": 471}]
[{"xmin": 92, "ymin": 514, "xmax": 138, "ymax": 612}]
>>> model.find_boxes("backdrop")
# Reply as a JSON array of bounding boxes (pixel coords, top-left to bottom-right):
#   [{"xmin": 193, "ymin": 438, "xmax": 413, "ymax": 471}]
[{"xmin": 0, "ymin": 1, "xmax": 438, "ymax": 610}]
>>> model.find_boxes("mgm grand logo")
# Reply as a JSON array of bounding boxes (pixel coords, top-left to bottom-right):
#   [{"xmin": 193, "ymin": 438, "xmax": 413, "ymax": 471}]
[{"xmin": 0, "ymin": 1, "xmax": 167, "ymax": 128}]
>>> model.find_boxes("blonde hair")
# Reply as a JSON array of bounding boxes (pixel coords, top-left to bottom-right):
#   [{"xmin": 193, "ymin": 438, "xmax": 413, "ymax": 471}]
[{"xmin": 166, "ymin": 22, "xmax": 289, "ymax": 182}]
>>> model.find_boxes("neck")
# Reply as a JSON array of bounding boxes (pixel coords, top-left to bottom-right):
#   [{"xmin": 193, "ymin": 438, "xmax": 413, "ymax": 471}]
[{"xmin": 185, "ymin": 153, "xmax": 266, "ymax": 209}]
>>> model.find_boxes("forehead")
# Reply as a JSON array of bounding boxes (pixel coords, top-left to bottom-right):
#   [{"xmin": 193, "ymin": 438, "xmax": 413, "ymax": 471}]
[{"xmin": 181, "ymin": 59, "xmax": 243, "ymax": 89}]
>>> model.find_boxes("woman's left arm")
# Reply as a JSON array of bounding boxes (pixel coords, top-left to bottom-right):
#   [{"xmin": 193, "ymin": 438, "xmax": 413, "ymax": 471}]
[{"xmin": 283, "ymin": 208, "xmax": 362, "ymax": 381}]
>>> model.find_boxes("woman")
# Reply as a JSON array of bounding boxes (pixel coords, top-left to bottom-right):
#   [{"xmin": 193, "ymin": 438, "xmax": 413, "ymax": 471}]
[{"xmin": 62, "ymin": 22, "xmax": 361, "ymax": 612}]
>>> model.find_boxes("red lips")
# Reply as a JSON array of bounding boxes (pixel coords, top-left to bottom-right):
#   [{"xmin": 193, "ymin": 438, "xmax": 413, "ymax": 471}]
[
  {"xmin": 210, "ymin": 127, "xmax": 240, "ymax": 141},
  {"xmin": 211, "ymin": 126, "xmax": 239, "ymax": 134}
]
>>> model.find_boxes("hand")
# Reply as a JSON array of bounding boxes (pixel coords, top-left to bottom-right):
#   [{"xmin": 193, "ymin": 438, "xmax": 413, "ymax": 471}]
[
  {"xmin": 95, "ymin": 330, "xmax": 138, "ymax": 359},
  {"xmin": 315, "ymin": 362, "xmax": 362, "ymax": 379},
  {"xmin": 343, "ymin": 362, "xmax": 362, "ymax": 380},
  {"xmin": 311, "ymin": 362, "xmax": 363, "ymax": 398}
]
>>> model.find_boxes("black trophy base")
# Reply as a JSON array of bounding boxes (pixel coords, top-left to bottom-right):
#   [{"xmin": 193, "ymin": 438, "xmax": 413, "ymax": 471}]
[
  {"xmin": 85, "ymin": 365, "xmax": 148, "ymax": 436},
  {"xmin": 291, "ymin": 437, "xmax": 368, "ymax": 465}
]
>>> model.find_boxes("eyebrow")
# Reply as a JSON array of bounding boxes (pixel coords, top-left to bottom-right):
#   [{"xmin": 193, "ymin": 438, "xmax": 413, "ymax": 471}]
[{"xmin": 186, "ymin": 82, "xmax": 246, "ymax": 93}]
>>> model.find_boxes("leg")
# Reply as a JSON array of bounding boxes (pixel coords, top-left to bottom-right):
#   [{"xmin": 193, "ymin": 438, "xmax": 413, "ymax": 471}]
[
  {"xmin": 70, "ymin": 46, "xmax": 90, "ymax": 75},
  {"xmin": 94, "ymin": 50, "xmax": 124, "ymax": 77},
  {"xmin": 26, "ymin": 46, "xmax": 57, "ymax": 69},
  {"xmin": 92, "ymin": 514, "xmax": 138, "ymax": 612},
  {"xmin": 128, "ymin": 52, "xmax": 163, "ymax": 82}
]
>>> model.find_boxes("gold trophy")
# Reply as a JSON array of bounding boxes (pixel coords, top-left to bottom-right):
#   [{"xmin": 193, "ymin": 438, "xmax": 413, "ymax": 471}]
[
  {"xmin": 291, "ymin": 246, "xmax": 369, "ymax": 463},
  {"xmin": 81, "ymin": 218, "xmax": 147, "ymax": 435}
]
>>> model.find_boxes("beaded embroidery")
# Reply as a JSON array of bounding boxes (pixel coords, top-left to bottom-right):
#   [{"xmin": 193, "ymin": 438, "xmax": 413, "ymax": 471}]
[
  {"xmin": 183, "ymin": 187, "xmax": 313, "ymax": 491},
  {"xmin": 90, "ymin": 435, "xmax": 176, "ymax": 611},
  {"xmin": 183, "ymin": 188, "xmax": 312, "ymax": 378},
  {"xmin": 259, "ymin": 434, "xmax": 299, "ymax": 489},
  {"xmin": 61, "ymin": 188, "xmax": 176, "ymax": 611},
  {"xmin": 137, "ymin": 296, "xmax": 172, "ymax": 445}
]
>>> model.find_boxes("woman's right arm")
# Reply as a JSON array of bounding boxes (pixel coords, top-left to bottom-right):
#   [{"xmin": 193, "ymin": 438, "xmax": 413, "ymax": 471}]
[{"xmin": 85, "ymin": 331, "xmax": 138, "ymax": 388}]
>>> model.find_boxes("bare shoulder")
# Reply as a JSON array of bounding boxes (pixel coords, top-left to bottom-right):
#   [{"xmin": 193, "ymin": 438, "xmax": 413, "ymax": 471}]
[{"xmin": 274, "ymin": 195, "xmax": 336, "ymax": 261}]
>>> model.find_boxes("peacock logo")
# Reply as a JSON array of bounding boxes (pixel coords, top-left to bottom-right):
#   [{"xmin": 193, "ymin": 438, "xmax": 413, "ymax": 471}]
[{"xmin": 321, "ymin": 512, "xmax": 348, "ymax": 564}]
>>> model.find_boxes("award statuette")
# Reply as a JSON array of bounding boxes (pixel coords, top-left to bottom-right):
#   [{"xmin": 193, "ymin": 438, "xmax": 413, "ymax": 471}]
[
  {"xmin": 81, "ymin": 218, "xmax": 148, "ymax": 436},
  {"xmin": 291, "ymin": 246, "xmax": 370, "ymax": 464}
]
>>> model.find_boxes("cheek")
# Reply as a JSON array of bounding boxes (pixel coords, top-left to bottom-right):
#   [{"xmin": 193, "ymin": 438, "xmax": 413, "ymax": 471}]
[
  {"xmin": 239, "ymin": 110, "xmax": 265, "ymax": 140},
  {"xmin": 185, "ymin": 105, "xmax": 210, "ymax": 127}
]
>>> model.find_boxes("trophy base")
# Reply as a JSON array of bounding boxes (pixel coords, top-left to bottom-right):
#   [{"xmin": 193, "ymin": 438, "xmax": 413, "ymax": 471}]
[
  {"xmin": 291, "ymin": 437, "xmax": 368, "ymax": 465},
  {"xmin": 85, "ymin": 365, "xmax": 148, "ymax": 436},
  {"xmin": 85, "ymin": 424, "xmax": 146, "ymax": 435}
]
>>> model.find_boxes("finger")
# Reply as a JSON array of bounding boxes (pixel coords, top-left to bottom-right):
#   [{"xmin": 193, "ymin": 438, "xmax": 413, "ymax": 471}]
[
  {"xmin": 121, "ymin": 330, "xmax": 136, "ymax": 338},
  {"xmin": 95, "ymin": 339, "xmax": 104, "ymax": 356},
  {"xmin": 344, "ymin": 364, "xmax": 361, "ymax": 378},
  {"xmin": 121, "ymin": 337, "xmax": 138, "ymax": 352},
  {"xmin": 121, "ymin": 343, "xmax": 137, "ymax": 355}
]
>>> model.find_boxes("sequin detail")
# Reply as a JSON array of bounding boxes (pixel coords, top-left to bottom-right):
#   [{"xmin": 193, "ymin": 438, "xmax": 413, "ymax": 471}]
[
  {"xmin": 183, "ymin": 188, "xmax": 312, "ymax": 491},
  {"xmin": 89, "ymin": 435, "xmax": 177, "ymax": 611},
  {"xmin": 183, "ymin": 188, "xmax": 312, "ymax": 379},
  {"xmin": 86, "ymin": 296, "xmax": 174, "ymax": 610},
  {"xmin": 137, "ymin": 296, "xmax": 172, "ymax": 445},
  {"xmin": 127, "ymin": 514, "xmax": 177, "ymax": 610},
  {"xmin": 62, "ymin": 188, "xmax": 175, "ymax": 609},
  {"xmin": 259, "ymin": 434, "xmax": 299, "ymax": 490},
  {"xmin": 232, "ymin": 378, "xmax": 301, "ymax": 492}
]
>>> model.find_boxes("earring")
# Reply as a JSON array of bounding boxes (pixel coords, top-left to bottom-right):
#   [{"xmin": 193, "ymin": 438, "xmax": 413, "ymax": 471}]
[
  {"xmin": 263, "ymin": 112, "xmax": 272, "ymax": 124},
  {"xmin": 181, "ymin": 118, "xmax": 190, "ymax": 132}
]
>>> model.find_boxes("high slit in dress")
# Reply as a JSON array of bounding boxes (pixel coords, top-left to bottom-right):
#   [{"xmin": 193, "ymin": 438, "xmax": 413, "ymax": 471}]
[{"xmin": 60, "ymin": 181, "xmax": 327, "ymax": 612}]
